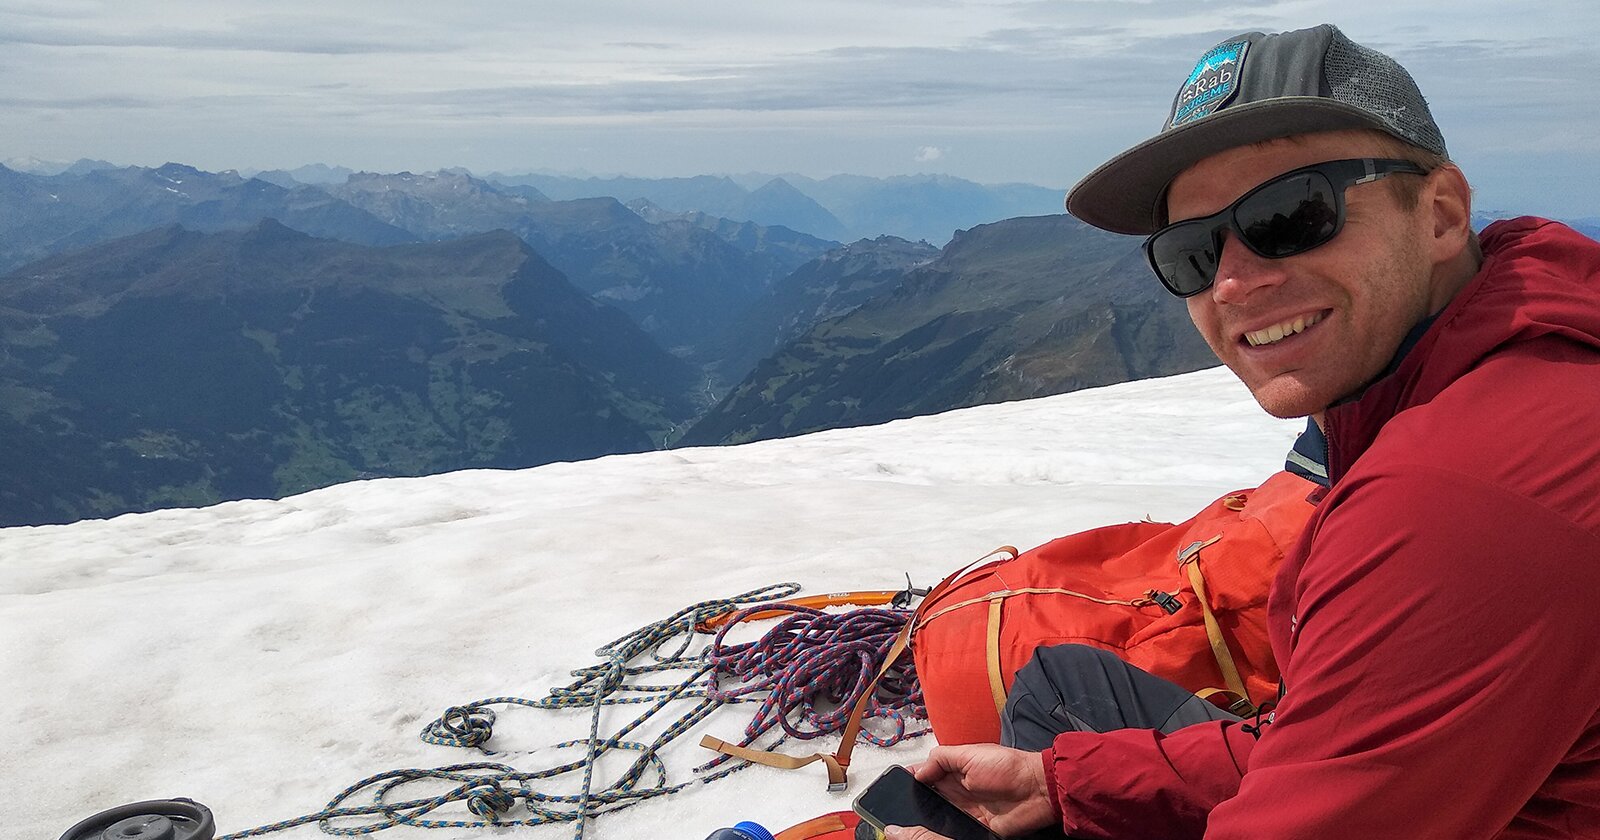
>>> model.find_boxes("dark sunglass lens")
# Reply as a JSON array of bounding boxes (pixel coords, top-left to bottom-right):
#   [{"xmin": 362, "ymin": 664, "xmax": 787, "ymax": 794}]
[
  {"xmin": 1148, "ymin": 222, "xmax": 1220, "ymax": 296},
  {"xmin": 1236, "ymin": 172, "xmax": 1340, "ymax": 258}
]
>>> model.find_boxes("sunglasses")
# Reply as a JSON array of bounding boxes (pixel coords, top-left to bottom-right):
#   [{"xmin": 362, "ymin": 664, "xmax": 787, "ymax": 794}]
[{"xmin": 1144, "ymin": 158, "xmax": 1429, "ymax": 297}]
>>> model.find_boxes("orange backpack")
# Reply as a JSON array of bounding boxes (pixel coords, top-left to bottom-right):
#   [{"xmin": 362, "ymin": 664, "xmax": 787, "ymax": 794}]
[
  {"xmin": 770, "ymin": 811, "xmax": 863, "ymax": 839},
  {"xmin": 911, "ymin": 470, "xmax": 1317, "ymax": 745}
]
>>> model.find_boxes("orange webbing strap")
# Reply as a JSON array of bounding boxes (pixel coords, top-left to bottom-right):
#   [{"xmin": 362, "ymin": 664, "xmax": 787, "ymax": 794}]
[
  {"xmin": 985, "ymin": 598, "xmax": 1007, "ymax": 715},
  {"xmin": 831, "ymin": 621, "xmax": 913, "ymax": 777},
  {"xmin": 916, "ymin": 545, "xmax": 1021, "ymax": 619},
  {"xmin": 702, "ymin": 546, "xmax": 1020, "ymax": 790},
  {"xmin": 1179, "ymin": 536, "xmax": 1256, "ymax": 717},
  {"xmin": 775, "ymin": 813, "xmax": 850, "ymax": 839},
  {"xmin": 698, "ymin": 734, "xmax": 849, "ymax": 789},
  {"xmin": 918, "ymin": 586, "xmax": 1155, "ymax": 627},
  {"xmin": 1196, "ymin": 687, "xmax": 1257, "ymax": 717}
]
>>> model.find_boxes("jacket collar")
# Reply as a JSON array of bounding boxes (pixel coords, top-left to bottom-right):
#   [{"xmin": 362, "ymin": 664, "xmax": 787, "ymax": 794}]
[{"xmin": 1321, "ymin": 218, "xmax": 1600, "ymax": 484}]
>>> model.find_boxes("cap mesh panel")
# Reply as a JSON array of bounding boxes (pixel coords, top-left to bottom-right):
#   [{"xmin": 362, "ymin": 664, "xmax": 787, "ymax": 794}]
[{"xmin": 1324, "ymin": 34, "xmax": 1447, "ymax": 155}]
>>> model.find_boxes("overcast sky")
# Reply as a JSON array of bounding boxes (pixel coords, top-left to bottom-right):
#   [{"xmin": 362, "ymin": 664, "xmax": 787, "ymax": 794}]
[{"xmin": 2, "ymin": 1, "xmax": 1596, "ymax": 216}]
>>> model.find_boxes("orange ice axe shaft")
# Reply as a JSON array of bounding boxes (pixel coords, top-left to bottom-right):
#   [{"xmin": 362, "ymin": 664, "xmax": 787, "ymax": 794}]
[{"xmin": 696, "ymin": 588, "xmax": 919, "ymax": 632}]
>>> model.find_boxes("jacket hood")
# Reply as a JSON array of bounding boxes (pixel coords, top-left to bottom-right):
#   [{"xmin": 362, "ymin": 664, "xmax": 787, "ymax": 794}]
[{"xmin": 1324, "ymin": 217, "xmax": 1600, "ymax": 481}]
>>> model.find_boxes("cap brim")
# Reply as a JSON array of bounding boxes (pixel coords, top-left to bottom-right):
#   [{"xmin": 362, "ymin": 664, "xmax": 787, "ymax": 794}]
[{"xmin": 1065, "ymin": 98, "xmax": 1401, "ymax": 236}]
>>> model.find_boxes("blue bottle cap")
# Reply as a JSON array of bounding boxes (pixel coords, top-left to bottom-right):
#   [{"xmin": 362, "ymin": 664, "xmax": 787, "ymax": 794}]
[{"xmin": 732, "ymin": 820, "xmax": 776, "ymax": 840}]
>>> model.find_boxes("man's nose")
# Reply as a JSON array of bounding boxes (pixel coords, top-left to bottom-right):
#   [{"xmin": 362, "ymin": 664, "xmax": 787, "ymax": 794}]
[{"xmin": 1207, "ymin": 232, "xmax": 1289, "ymax": 304}]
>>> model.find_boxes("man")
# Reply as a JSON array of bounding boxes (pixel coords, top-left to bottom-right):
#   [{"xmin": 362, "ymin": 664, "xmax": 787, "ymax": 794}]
[{"xmin": 885, "ymin": 24, "xmax": 1600, "ymax": 839}]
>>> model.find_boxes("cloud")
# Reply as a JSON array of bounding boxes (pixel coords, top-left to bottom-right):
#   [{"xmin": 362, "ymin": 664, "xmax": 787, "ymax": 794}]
[
  {"xmin": 0, "ymin": 29, "xmax": 445, "ymax": 55},
  {"xmin": 914, "ymin": 146, "xmax": 944, "ymax": 162},
  {"xmin": 0, "ymin": 94, "xmax": 159, "ymax": 110},
  {"xmin": 0, "ymin": 7, "xmax": 454, "ymax": 54}
]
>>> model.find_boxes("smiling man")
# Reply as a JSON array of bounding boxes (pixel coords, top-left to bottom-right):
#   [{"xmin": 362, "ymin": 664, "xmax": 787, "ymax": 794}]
[{"xmin": 885, "ymin": 23, "xmax": 1600, "ymax": 840}]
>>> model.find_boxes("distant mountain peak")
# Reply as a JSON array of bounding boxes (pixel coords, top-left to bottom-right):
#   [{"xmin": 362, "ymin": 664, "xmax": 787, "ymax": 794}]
[
  {"xmin": 251, "ymin": 169, "xmax": 300, "ymax": 188},
  {"xmin": 623, "ymin": 197, "xmax": 675, "ymax": 221},
  {"xmin": 143, "ymin": 162, "xmax": 245, "ymax": 189},
  {"xmin": 827, "ymin": 234, "xmax": 938, "ymax": 265},
  {"xmin": 63, "ymin": 158, "xmax": 118, "ymax": 176},
  {"xmin": 751, "ymin": 177, "xmax": 804, "ymax": 197},
  {"xmin": 287, "ymin": 163, "xmax": 355, "ymax": 185},
  {"xmin": 240, "ymin": 217, "xmax": 312, "ymax": 244},
  {"xmin": 154, "ymin": 162, "xmax": 204, "ymax": 179},
  {"xmin": 455, "ymin": 227, "xmax": 528, "ymax": 250},
  {"xmin": 343, "ymin": 169, "xmax": 496, "ymax": 193},
  {"xmin": 2, "ymin": 156, "xmax": 56, "ymax": 174}
]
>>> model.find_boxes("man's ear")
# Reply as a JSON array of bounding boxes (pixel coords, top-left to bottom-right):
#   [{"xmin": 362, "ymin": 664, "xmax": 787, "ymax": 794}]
[{"xmin": 1425, "ymin": 163, "xmax": 1474, "ymax": 265}]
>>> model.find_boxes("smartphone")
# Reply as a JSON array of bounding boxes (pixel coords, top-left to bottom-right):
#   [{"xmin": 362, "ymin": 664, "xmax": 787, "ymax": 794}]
[{"xmin": 851, "ymin": 765, "xmax": 1000, "ymax": 840}]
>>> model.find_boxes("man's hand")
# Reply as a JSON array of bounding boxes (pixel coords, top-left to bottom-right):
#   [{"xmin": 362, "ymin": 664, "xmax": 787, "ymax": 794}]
[{"xmin": 882, "ymin": 744, "xmax": 1058, "ymax": 838}]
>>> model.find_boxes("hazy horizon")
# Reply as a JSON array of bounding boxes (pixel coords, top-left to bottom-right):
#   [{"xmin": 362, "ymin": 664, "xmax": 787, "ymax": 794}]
[
  {"xmin": 3, "ymin": 1, "xmax": 1597, "ymax": 216},
  {"xmin": 1, "ymin": 155, "xmax": 1073, "ymax": 189}
]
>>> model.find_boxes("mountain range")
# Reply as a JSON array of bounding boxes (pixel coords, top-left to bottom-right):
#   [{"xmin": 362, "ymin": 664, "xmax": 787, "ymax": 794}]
[
  {"xmin": 0, "ymin": 162, "xmax": 415, "ymax": 274},
  {"xmin": 484, "ymin": 173, "xmax": 854, "ymax": 242},
  {"xmin": 1, "ymin": 202, "xmax": 1184, "ymax": 525},
  {"xmin": 0, "ymin": 164, "xmax": 840, "ymax": 378},
  {"xmin": 701, "ymin": 234, "xmax": 944, "ymax": 383},
  {"xmin": 679, "ymin": 215, "xmax": 1216, "ymax": 445},
  {"xmin": 483, "ymin": 170, "xmax": 1066, "ymax": 244},
  {"xmin": 0, "ymin": 222, "xmax": 697, "ymax": 526},
  {"xmin": 321, "ymin": 170, "xmax": 840, "ymax": 370},
  {"xmin": 5, "ymin": 157, "xmax": 1592, "ymax": 527}
]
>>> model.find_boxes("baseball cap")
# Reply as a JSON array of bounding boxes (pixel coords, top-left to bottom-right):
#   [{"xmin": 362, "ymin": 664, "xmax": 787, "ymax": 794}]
[{"xmin": 1065, "ymin": 24, "xmax": 1447, "ymax": 235}]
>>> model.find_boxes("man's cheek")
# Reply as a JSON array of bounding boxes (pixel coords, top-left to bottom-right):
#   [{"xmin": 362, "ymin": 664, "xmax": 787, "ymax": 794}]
[{"xmin": 1186, "ymin": 306, "xmax": 1228, "ymax": 360}]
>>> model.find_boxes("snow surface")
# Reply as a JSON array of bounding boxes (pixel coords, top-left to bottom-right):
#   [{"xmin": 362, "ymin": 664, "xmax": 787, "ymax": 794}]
[{"xmin": 4, "ymin": 366, "xmax": 1301, "ymax": 840}]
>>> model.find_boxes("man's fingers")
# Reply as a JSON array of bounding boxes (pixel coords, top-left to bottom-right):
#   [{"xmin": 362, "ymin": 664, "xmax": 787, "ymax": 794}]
[
  {"xmin": 914, "ymin": 745, "xmax": 971, "ymax": 783},
  {"xmin": 882, "ymin": 826, "xmax": 952, "ymax": 840},
  {"xmin": 907, "ymin": 760, "xmax": 943, "ymax": 784}
]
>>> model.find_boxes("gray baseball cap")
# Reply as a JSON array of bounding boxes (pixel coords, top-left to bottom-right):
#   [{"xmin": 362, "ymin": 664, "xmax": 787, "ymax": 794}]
[{"xmin": 1066, "ymin": 24, "xmax": 1447, "ymax": 235}]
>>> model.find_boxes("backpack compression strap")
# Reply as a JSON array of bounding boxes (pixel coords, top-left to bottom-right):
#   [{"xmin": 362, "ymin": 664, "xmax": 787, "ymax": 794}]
[{"xmin": 1180, "ymin": 536, "xmax": 1257, "ymax": 717}]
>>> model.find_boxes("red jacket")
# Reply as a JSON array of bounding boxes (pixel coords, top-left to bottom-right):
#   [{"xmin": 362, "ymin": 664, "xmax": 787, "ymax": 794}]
[{"xmin": 1044, "ymin": 218, "xmax": 1600, "ymax": 838}]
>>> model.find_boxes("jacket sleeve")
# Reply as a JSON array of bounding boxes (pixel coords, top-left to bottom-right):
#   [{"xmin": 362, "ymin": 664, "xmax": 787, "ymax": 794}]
[
  {"xmin": 1202, "ymin": 465, "xmax": 1600, "ymax": 838},
  {"xmin": 1045, "ymin": 718, "xmax": 1255, "ymax": 838}
]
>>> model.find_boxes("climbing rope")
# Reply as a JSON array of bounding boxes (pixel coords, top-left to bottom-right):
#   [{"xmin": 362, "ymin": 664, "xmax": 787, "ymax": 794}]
[
  {"xmin": 213, "ymin": 582, "xmax": 925, "ymax": 840},
  {"xmin": 703, "ymin": 603, "xmax": 926, "ymax": 752}
]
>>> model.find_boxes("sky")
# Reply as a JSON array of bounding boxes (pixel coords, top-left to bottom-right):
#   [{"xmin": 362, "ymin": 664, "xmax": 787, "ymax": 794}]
[
  {"xmin": 2, "ymin": 2, "xmax": 1597, "ymax": 215},
  {"xmin": 3, "ymin": 366, "xmax": 1302, "ymax": 840}
]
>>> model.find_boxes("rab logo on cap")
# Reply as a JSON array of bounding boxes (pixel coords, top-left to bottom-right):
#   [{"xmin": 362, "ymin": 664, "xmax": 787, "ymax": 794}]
[{"xmin": 1171, "ymin": 40, "xmax": 1248, "ymax": 127}]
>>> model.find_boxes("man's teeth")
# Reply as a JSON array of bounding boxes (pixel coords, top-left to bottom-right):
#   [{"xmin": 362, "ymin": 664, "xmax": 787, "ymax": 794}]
[{"xmin": 1245, "ymin": 313, "xmax": 1323, "ymax": 347}]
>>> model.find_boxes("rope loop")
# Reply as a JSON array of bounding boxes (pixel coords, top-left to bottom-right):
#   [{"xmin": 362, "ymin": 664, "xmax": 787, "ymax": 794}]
[
  {"xmin": 463, "ymin": 780, "xmax": 517, "ymax": 820},
  {"xmin": 422, "ymin": 705, "xmax": 496, "ymax": 749}
]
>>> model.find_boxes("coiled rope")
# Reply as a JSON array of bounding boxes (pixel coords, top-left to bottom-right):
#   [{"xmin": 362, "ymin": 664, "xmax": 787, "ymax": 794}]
[
  {"xmin": 214, "ymin": 582, "xmax": 924, "ymax": 840},
  {"xmin": 704, "ymin": 603, "xmax": 925, "ymax": 751}
]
